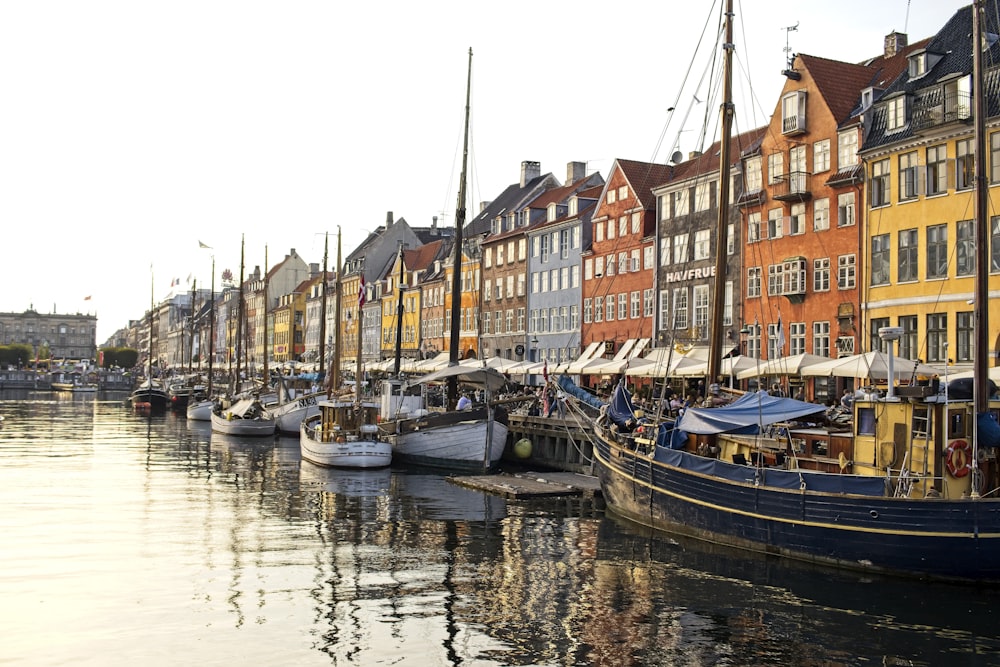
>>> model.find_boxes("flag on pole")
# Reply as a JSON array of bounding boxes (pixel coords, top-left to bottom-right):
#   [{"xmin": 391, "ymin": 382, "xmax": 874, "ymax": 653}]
[
  {"xmin": 358, "ymin": 275, "xmax": 366, "ymax": 308},
  {"xmin": 543, "ymin": 359, "xmax": 549, "ymax": 383},
  {"xmin": 84, "ymin": 295, "xmax": 92, "ymax": 301},
  {"xmin": 198, "ymin": 240, "xmax": 211, "ymax": 249},
  {"xmin": 776, "ymin": 310, "xmax": 785, "ymax": 355}
]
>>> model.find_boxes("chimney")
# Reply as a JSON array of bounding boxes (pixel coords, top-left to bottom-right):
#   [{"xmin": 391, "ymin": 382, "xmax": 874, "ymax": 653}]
[
  {"xmin": 688, "ymin": 151, "xmax": 702, "ymax": 160},
  {"xmin": 566, "ymin": 161, "xmax": 586, "ymax": 184},
  {"xmin": 520, "ymin": 160, "xmax": 541, "ymax": 187},
  {"xmin": 309, "ymin": 262, "xmax": 319, "ymax": 276},
  {"xmin": 480, "ymin": 201, "xmax": 491, "ymax": 212},
  {"xmin": 432, "ymin": 215, "xmax": 438, "ymax": 231},
  {"xmin": 386, "ymin": 211, "xmax": 393, "ymax": 227},
  {"xmin": 884, "ymin": 31, "xmax": 907, "ymax": 58}
]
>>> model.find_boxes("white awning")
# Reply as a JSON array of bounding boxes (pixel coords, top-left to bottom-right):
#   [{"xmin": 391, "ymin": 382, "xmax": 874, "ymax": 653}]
[{"xmin": 566, "ymin": 341, "xmax": 607, "ymax": 374}]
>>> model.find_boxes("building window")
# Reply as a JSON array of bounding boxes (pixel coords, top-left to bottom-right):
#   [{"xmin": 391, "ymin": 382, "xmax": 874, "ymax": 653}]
[
  {"xmin": 927, "ymin": 223, "xmax": 948, "ymax": 279},
  {"xmin": 747, "ymin": 266, "xmax": 762, "ymax": 298},
  {"xmin": 695, "ymin": 182, "xmax": 712, "ymax": 212},
  {"xmin": 644, "ymin": 246, "xmax": 654, "ymax": 270},
  {"xmin": 956, "ymin": 139, "xmax": 974, "ymax": 191},
  {"xmin": 899, "ymin": 151, "xmax": 919, "ymax": 200},
  {"xmin": 748, "ymin": 211, "xmax": 761, "ymax": 242},
  {"xmin": 813, "ymin": 321, "xmax": 831, "ymax": 358},
  {"xmin": 767, "ymin": 208, "xmax": 783, "ymax": 240},
  {"xmin": 673, "ymin": 189, "xmax": 689, "ymax": 217},
  {"xmin": 595, "ymin": 221, "xmax": 604, "ymax": 243},
  {"xmin": 957, "ymin": 220, "xmax": 975, "ymax": 276},
  {"xmin": 619, "ymin": 216, "xmax": 628, "ymax": 238},
  {"xmin": 673, "ymin": 288, "xmax": 688, "ymax": 329},
  {"xmin": 694, "ymin": 229, "xmax": 711, "ymax": 260},
  {"xmin": 606, "ymin": 294, "xmax": 615, "ymax": 321},
  {"xmin": 957, "ymin": 311, "xmax": 973, "ymax": 362},
  {"xmin": 790, "ymin": 203, "xmax": 806, "ymax": 235},
  {"xmin": 991, "ymin": 132, "xmax": 1000, "ymax": 183},
  {"xmin": 926, "ymin": 145, "xmax": 947, "ymax": 196},
  {"xmin": 813, "ymin": 198, "xmax": 829, "ymax": 231},
  {"xmin": 583, "ymin": 299, "xmax": 592, "ymax": 324},
  {"xmin": 659, "ymin": 237, "xmax": 671, "ymax": 266},
  {"xmin": 871, "ymin": 233, "xmax": 891, "ymax": 285},
  {"xmin": 926, "ymin": 313, "xmax": 947, "ymax": 362},
  {"xmin": 618, "ymin": 293, "xmax": 627, "ymax": 321},
  {"xmin": 607, "ymin": 219, "xmax": 615, "ymax": 240},
  {"xmin": 813, "ymin": 139, "xmax": 830, "ymax": 173},
  {"xmin": 644, "ymin": 288, "xmax": 654, "ymax": 317},
  {"xmin": 898, "ymin": 315, "xmax": 918, "ymax": 361},
  {"xmin": 673, "ymin": 233, "xmax": 689, "ymax": 264},
  {"xmin": 885, "ymin": 95, "xmax": 907, "ymax": 131},
  {"xmin": 837, "ymin": 192, "xmax": 855, "ymax": 227},
  {"xmin": 768, "ymin": 153, "xmax": 784, "ymax": 185},
  {"xmin": 813, "ymin": 257, "xmax": 830, "ymax": 292},
  {"xmin": 992, "ymin": 216, "xmax": 1000, "ymax": 272},
  {"xmin": 790, "ymin": 322, "xmax": 806, "ymax": 356},
  {"xmin": 630, "ymin": 291, "xmax": 640, "ymax": 319},
  {"xmin": 838, "ymin": 130, "xmax": 858, "ymax": 168},
  {"xmin": 594, "ymin": 296, "xmax": 603, "ymax": 322},
  {"xmin": 744, "ymin": 156, "xmax": 762, "ymax": 191},
  {"xmin": 870, "ymin": 158, "xmax": 890, "ymax": 207},
  {"xmin": 781, "ymin": 90, "xmax": 806, "ymax": 133},
  {"xmin": 693, "ymin": 285, "xmax": 709, "ymax": 334},
  {"xmin": 870, "ymin": 317, "xmax": 890, "ymax": 353},
  {"xmin": 898, "ymin": 228, "xmax": 919, "ymax": 282},
  {"xmin": 632, "ymin": 212, "xmax": 642, "ymax": 234},
  {"xmin": 838, "ymin": 254, "xmax": 856, "ymax": 290}
]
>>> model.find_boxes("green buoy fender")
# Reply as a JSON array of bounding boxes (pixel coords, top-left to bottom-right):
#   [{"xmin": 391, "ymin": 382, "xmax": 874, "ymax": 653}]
[{"xmin": 513, "ymin": 438, "xmax": 532, "ymax": 459}]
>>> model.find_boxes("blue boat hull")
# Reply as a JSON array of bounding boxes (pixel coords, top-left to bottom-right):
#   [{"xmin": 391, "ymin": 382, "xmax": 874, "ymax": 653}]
[{"xmin": 594, "ymin": 430, "xmax": 1000, "ymax": 582}]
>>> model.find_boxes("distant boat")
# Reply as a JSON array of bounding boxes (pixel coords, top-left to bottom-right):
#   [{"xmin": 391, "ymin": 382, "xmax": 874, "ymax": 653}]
[
  {"xmin": 131, "ymin": 273, "xmax": 168, "ymax": 411},
  {"xmin": 210, "ymin": 397, "xmax": 275, "ymax": 437}
]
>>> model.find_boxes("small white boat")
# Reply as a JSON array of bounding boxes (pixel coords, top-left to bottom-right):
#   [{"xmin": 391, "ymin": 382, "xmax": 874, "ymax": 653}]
[
  {"xmin": 210, "ymin": 397, "xmax": 275, "ymax": 437},
  {"xmin": 186, "ymin": 398, "xmax": 214, "ymax": 421},
  {"xmin": 300, "ymin": 397, "xmax": 391, "ymax": 469},
  {"xmin": 266, "ymin": 391, "xmax": 323, "ymax": 435}
]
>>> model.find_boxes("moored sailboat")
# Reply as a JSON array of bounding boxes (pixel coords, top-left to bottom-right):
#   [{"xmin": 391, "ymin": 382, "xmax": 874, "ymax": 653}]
[
  {"xmin": 593, "ymin": 0, "xmax": 1000, "ymax": 582},
  {"xmin": 300, "ymin": 227, "xmax": 392, "ymax": 469},
  {"xmin": 377, "ymin": 48, "xmax": 509, "ymax": 473}
]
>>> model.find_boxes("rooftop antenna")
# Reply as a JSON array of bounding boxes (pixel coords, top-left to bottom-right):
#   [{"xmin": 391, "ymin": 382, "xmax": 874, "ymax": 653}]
[{"xmin": 782, "ymin": 22, "xmax": 800, "ymax": 79}]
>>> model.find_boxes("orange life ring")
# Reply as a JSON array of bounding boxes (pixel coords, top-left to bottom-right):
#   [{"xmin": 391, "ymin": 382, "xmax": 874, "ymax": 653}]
[{"xmin": 945, "ymin": 440, "xmax": 971, "ymax": 478}]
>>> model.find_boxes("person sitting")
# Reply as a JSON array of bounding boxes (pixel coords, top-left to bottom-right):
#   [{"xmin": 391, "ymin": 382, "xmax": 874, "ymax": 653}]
[
  {"xmin": 840, "ymin": 388, "xmax": 854, "ymax": 410},
  {"xmin": 456, "ymin": 394, "xmax": 472, "ymax": 410}
]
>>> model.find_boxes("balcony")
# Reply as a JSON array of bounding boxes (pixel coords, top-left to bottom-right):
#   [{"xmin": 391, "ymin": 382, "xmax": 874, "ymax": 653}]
[
  {"xmin": 911, "ymin": 88, "xmax": 971, "ymax": 132},
  {"xmin": 770, "ymin": 171, "xmax": 812, "ymax": 202}
]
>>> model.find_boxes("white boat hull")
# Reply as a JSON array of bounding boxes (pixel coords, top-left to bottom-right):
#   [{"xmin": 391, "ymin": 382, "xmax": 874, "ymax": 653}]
[
  {"xmin": 266, "ymin": 393, "xmax": 323, "ymax": 435},
  {"xmin": 210, "ymin": 410, "xmax": 275, "ymax": 437},
  {"xmin": 382, "ymin": 409, "xmax": 508, "ymax": 473},
  {"xmin": 187, "ymin": 400, "xmax": 214, "ymax": 421},
  {"xmin": 300, "ymin": 421, "xmax": 391, "ymax": 469}
]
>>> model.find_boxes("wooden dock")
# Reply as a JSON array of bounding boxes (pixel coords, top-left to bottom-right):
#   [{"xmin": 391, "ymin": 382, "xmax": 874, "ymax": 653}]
[{"xmin": 450, "ymin": 471, "xmax": 602, "ymax": 500}]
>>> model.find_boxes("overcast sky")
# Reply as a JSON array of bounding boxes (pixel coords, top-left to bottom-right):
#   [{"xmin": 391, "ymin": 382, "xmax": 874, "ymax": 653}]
[{"xmin": 0, "ymin": 0, "xmax": 966, "ymax": 343}]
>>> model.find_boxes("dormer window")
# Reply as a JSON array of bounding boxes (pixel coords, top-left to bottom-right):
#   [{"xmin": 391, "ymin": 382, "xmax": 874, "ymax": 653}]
[
  {"xmin": 547, "ymin": 202, "xmax": 558, "ymax": 222},
  {"xmin": 781, "ymin": 90, "xmax": 807, "ymax": 135},
  {"xmin": 908, "ymin": 51, "xmax": 927, "ymax": 79},
  {"xmin": 860, "ymin": 87, "xmax": 877, "ymax": 111},
  {"xmin": 885, "ymin": 94, "xmax": 907, "ymax": 132},
  {"xmin": 568, "ymin": 196, "xmax": 578, "ymax": 216}
]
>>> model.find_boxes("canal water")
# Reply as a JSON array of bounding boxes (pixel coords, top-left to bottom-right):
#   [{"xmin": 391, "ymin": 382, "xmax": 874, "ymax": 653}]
[{"xmin": 3, "ymin": 390, "xmax": 1000, "ymax": 666}]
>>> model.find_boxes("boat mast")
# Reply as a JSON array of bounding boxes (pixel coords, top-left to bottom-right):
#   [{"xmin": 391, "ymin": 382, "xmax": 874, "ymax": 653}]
[
  {"xmin": 707, "ymin": 0, "xmax": 735, "ymax": 390},
  {"xmin": 148, "ymin": 271, "xmax": 155, "ymax": 385},
  {"xmin": 973, "ymin": 0, "xmax": 989, "ymax": 418},
  {"xmin": 333, "ymin": 228, "xmax": 342, "ymax": 395},
  {"xmin": 262, "ymin": 245, "xmax": 269, "ymax": 385},
  {"xmin": 447, "ymin": 46, "xmax": 472, "ymax": 410},
  {"xmin": 393, "ymin": 241, "xmax": 406, "ymax": 376},
  {"xmin": 355, "ymin": 262, "xmax": 364, "ymax": 405},
  {"xmin": 234, "ymin": 234, "xmax": 245, "ymax": 395},
  {"xmin": 188, "ymin": 278, "xmax": 196, "ymax": 371},
  {"xmin": 318, "ymin": 232, "xmax": 328, "ymax": 384},
  {"xmin": 208, "ymin": 254, "xmax": 215, "ymax": 396}
]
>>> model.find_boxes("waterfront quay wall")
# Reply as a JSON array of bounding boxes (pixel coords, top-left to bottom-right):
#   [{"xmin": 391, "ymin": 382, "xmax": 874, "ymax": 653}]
[
  {"xmin": 505, "ymin": 414, "xmax": 595, "ymax": 475},
  {"xmin": 0, "ymin": 370, "xmax": 132, "ymax": 391}
]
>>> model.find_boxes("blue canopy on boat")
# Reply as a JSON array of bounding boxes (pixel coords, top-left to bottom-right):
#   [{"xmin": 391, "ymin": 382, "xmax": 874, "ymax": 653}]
[{"xmin": 676, "ymin": 391, "xmax": 826, "ymax": 435}]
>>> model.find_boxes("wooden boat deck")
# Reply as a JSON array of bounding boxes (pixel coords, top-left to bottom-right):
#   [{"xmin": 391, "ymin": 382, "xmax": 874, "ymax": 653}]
[{"xmin": 450, "ymin": 471, "xmax": 602, "ymax": 500}]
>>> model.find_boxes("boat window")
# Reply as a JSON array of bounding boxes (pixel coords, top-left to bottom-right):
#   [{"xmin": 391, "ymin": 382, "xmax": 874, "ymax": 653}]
[
  {"xmin": 947, "ymin": 409, "xmax": 967, "ymax": 439},
  {"xmin": 857, "ymin": 407, "xmax": 876, "ymax": 436}
]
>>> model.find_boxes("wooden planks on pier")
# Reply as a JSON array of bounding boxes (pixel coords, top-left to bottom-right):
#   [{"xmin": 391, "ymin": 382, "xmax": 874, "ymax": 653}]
[{"xmin": 450, "ymin": 471, "xmax": 602, "ymax": 500}]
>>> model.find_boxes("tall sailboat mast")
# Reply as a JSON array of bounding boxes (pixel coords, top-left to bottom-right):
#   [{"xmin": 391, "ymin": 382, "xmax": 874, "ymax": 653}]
[
  {"xmin": 262, "ymin": 245, "xmax": 269, "ymax": 384},
  {"xmin": 707, "ymin": 0, "xmax": 735, "ymax": 389},
  {"xmin": 972, "ymin": 0, "xmax": 989, "ymax": 418},
  {"xmin": 446, "ymin": 46, "xmax": 472, "ymax": 410},
  {"xmin": 208, "ymin": 254, "xmax": 215, "ymax": 396},
  {"xmin": 234, "ymin": 235, "xmax": 245, "ymax": 395},
  {"xmin": 318, "ymin": 233, "xmax": 328, "ymax": 383}
]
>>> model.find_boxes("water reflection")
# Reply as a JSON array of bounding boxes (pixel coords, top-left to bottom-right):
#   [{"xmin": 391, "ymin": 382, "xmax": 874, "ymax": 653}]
[{"xmin": 4, "ymin": 392, "xmax": 1000, "ymax": 666}]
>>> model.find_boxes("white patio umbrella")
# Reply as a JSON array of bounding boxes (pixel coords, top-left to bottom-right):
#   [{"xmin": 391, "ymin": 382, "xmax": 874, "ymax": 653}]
[
  {"xmin": 800, "ymin": 351, "xmax": 941, "ymax": 380},
  {"xmin": 736, "ymin": 353, "xmax": 830, "ymax": 380}
]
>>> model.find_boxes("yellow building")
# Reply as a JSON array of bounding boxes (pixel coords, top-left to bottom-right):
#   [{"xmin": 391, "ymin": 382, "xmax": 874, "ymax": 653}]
[{"xmin": 860, "ymin": 35, "xmax": 1000, "ymax": 371}]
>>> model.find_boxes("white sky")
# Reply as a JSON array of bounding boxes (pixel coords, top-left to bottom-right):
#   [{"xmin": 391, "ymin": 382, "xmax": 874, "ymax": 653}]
[{"xmin": 0, "ymin": 0, "xmax": 966, "ymax": 344}]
